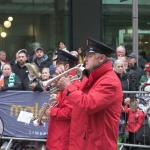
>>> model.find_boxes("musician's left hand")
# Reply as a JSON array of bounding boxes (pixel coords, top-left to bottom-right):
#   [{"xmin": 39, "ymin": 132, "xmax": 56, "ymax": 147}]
[
  {"xmin": 44, "ymin": 104, "xmax": 52, "ymax": 117},
  {"xmin": 51, "ymin": 101, "xmax": 59, "ymax": 107},
  {"xmin": 57, "ymin": 77, "xmax": 71, "ymax": 91}
]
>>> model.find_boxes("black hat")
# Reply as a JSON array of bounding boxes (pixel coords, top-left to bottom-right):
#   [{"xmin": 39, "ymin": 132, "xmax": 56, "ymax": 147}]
[
  {"xmin": 85, "ymin": 37, "xmax": 115, "ymax": 57},
  {"xmin": 53, "ymin": 49, "xmax": 78, "ymax": 64},
  {"xmin": 17, "ymin": 49, "xmax": 27, "ymax": 54},
  {"xmin": 35, "ymin": 47, "xmax": 43, "ymax": 52}
]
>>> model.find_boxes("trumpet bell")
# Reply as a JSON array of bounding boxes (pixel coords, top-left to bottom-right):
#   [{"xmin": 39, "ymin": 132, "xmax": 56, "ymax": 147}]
[{"xmin": 33, "ymin": 119, "xmax": 43, "ymax": 126}]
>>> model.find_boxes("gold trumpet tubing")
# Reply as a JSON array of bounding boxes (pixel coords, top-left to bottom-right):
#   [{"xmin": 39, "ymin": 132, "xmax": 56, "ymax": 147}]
[
  {"xmin": 70, "ymin": 75, "xmax": 80, "ymax": 82},
  {"xmin": 49, "ymin": 75, "xmax": 80, "ymax": 95},
  {"xmin": 49, "ymin": 87, "xmax": 58, "ymax": 94},
  {"xmin": 33, "ymin": 94, "xmax": 56, "ymax": 126},
  {"xmin": 42, "ymin": 64, "xmax": 83, "ymax": 89}
]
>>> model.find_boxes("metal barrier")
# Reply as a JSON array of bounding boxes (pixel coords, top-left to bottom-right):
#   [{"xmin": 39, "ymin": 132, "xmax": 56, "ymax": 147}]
[
  {"xmin": 118, "ymin": 91, "xmax": 150, "ymax": 150},
  {"xmin": 1, "ymin": 91, "xmax": 150, "ymax": 150},
  {"xmin": 2, "ymin": 137, "xmax": 46, "ymax": 150}
]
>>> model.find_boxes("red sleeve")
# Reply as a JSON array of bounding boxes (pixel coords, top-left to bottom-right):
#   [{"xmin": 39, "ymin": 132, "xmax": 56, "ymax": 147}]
[
  {"xmin": 123, "ymin": 105, "xmax": 130, "ymax": 114},
  {"xmin": 63, "ymin": 78, "xmax": 123, "ymax": 115},
  {"xmin": 50, "ymin": 92, "xmax": 73, "ymax": 120}
]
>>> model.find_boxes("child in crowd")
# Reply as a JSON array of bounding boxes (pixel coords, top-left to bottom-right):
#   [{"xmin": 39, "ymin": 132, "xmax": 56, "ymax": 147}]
[{"xmin": 123, "ymin": 98, "xmax": 145, "ymax": 150}]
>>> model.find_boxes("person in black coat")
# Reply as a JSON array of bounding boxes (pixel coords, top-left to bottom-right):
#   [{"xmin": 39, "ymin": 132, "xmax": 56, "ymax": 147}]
[
  {"xmin": 33, "ymin": 47, "xmax": 52, "ymax": 72},
  {"xmin": 113, "ymin": 59, "xmax": 134, "ymax": 123},
  {"xmin": 12, "ymin": 49, "xmax": 28, "ymax": 86},
  {"xmin": 0, "ymin": 64, "xmax": 22, "ymax": 91},
  {"xmin": 127, "ymin": 52, "xmax": 144, "ymax": 81},
  {"xmin": 114, "ymin": 59, "xmax": 136, "ymax": 103},
  {"xmin": 118, "ymin": 56, "xmax": 137, "ymax": 91}
]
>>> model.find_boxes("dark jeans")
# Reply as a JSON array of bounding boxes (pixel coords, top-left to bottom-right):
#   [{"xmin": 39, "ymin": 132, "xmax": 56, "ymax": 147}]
[{"xmin": 129, "ymin": 132, "xmax": 139, "ymax": 150}]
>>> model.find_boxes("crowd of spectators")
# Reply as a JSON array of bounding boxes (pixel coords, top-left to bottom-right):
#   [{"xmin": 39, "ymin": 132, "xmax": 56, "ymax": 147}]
[
  {"xmin": 0, "ymin": 43, "xmax": 150, "ymax": 149},
  {"xmin": 111, "ymin": 46, "xmax": 150, "ymax": 150}
]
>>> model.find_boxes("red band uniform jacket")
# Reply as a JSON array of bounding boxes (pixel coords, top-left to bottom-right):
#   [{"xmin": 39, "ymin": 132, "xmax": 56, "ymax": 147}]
[
  {"xmin": 62, "ymin": 60, "xmax": 123, "ymax": 150},
  {"xmin": 46, "ymin": 91, "xmax": 73, "ymax": 150}
]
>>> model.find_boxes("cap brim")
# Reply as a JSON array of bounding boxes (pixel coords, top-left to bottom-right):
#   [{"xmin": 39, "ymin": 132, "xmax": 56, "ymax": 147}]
[
  {"xmin": 54, "ymin": 49, "xmax": 79, "ymax": 63},
  {"xmin": 17, "ymin": 49, "xmax": 27, "ymax": 54}
]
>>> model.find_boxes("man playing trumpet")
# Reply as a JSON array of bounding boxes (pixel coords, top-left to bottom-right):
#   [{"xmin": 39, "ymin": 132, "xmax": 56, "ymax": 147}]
[
  {"xmin": 44, "ymin": 49, "xmax": 79, "ymax": 150},
  {"xmin": 55, "ymin": 38, "xmax": 123, "ymax": 150}
]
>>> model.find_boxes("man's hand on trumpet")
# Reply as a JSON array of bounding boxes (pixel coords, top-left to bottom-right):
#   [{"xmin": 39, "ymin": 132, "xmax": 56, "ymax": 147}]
[
  {"xmin": 55, "ymin": 65, "xmax": 72, "ymax": 91},
  {"xmin": 44, "ymin": 101, "xmax": 59, "ymax": 117},
  {"xmin": 57, "ymin": 77, "xmax": 71, "ymax": 91}
]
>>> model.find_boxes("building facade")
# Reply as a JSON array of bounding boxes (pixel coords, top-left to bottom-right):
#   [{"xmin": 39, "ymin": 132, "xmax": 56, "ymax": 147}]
[{"xmin": 0, "ymin": 0, "xmax": 149, "ymax": 61}]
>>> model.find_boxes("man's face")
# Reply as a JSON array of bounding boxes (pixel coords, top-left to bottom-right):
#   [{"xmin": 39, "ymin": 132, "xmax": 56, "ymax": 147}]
[
  {"xmin": 35, "ymin": 50, "xmax": 44, "ymax": 59},
  {"xmin": 116, "ymin": 48, "xmax": 125, "ymax": 57},
  {"xmin": 18, "ymin": 52, "xmax": 27, "ymax": 65},
  {"xmin": 0, "ymin": 53, "xmax": 6, "ymax": 61},
  {"xmin": 128, "ymin": 57, "xmax": 136, "ymax": 67},
  {"xmin": 84, "ymin": 52, "xmax": 102, "ymax": 72},
  {"xmin": 56, "ymin": 61, "xmax": 65, "ymax": 68}
]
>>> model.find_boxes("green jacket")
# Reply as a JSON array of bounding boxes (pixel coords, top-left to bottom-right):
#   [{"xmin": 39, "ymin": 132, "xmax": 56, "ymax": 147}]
[{"xmin": 139, "ymin": 75, "xmax": 148, "ymax": 90}]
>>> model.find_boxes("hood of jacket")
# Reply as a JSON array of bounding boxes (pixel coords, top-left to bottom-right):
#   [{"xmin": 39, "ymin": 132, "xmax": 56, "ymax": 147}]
[{"xmin": 36, "ymin": 54, "xmax": 49, "ymax": 65}]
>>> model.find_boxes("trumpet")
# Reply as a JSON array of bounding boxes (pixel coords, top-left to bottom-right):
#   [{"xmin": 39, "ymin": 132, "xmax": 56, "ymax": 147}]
[
  {"xmin": 41, "ymin": 64, "xmax": 84, "ymax": 90},
  {"xmin": 32, "ymin": 75, "xmax": 80, "ymax": 126},
  {"xmin": 49, "ymin": 75, "xmax": 80, "ymax": 95},
  {"xmin": 31, "ymin": 64, "xmax": 84, "ymax": 126},
  {"xmin": 32, "ymin": 94, "xmax": 57, "ymax": 126}
]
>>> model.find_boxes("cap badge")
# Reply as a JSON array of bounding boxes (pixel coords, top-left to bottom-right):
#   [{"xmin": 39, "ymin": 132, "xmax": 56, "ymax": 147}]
[{"xmin": 89, "ymin": 47, "xmax": 93, "ymax": 51}]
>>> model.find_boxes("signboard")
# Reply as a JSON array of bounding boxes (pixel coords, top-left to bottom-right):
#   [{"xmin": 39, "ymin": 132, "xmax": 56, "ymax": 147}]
[{"xmin": 0, "ymin": 91, "xmax": 50, "ymax": 138}]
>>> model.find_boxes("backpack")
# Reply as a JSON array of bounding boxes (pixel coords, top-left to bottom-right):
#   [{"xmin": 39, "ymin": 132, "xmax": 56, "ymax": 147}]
[{"xmin": 136, "ymin": 119, "xmax": 150, "ymax": 145}]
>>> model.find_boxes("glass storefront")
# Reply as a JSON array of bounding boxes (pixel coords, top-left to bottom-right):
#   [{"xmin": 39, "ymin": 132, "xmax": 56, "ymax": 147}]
[
  {"xmin": 0, "ymin": 0, "xmax": 70, "ymax": 62},
  {"xmin": 102, "ymin": 0, "xmax": 150, "ymax": 58}
]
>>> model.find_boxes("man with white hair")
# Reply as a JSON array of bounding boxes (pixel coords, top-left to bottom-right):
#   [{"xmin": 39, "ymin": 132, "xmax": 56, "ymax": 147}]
[
  {"xmin": 55, "ymin": 37, "xmax": 123, "ymax": 150},
  {"xmin": 111, "ymin": 45, "xmax": 126, "ymax": 65},
  {"xmin": 116, "ymin": 45, "xmax": 126, "ymax": 57}
]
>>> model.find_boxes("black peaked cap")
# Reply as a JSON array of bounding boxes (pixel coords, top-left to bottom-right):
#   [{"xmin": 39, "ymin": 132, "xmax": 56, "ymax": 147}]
[
  {"xmin": 85, "ymin": 37, "xmax": 115, "ymax": 57},
  {"xmin": 53, "ymin": 49, "xmax": 79, "ymax": 64}
]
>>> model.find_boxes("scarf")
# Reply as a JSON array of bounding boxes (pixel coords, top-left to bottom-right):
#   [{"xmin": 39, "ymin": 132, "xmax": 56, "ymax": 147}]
[{"xmin": 7, "ymin": 73, "xmax": 16, "ymax": 87}]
